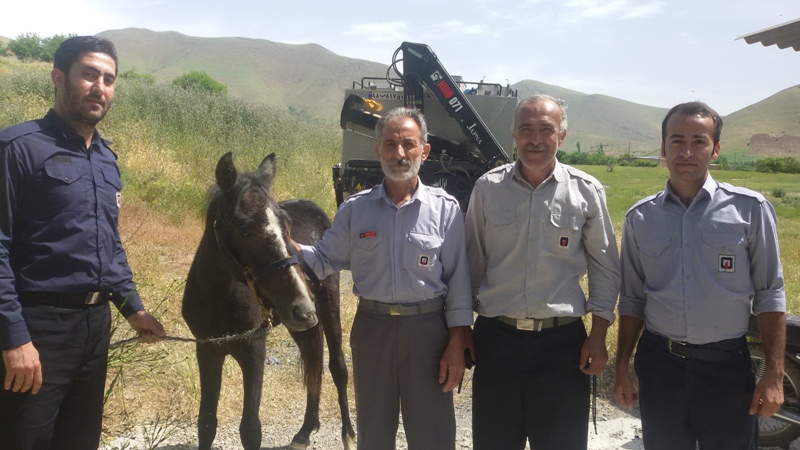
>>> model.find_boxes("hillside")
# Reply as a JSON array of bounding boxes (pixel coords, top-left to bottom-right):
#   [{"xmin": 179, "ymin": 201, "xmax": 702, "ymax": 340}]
[
  {"xmin": 79, "ymin": 29, "xmax": 800, "ymax": 156},
  {"xmin": 98, "ymin": 28, "xmax": 388, "ymax": 120},
  {"xmin": 514, "ymin": 80, "xmax": 666, "ymax": 154},
  {"xmin": 724, "ymin": 85, "xmax": 800, "ymax": 154}
]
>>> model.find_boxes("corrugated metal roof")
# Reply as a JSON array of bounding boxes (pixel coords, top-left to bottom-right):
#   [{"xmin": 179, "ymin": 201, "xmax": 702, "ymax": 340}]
[{"xmin": 737, "ymin": 18, "xmax": 800, "ymax": 52}]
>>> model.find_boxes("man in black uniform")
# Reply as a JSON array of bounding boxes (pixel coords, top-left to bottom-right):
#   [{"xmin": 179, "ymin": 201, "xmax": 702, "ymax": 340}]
[{"xmin": 0, "ymin": 36, "xmax": 165, "ymax": 449}]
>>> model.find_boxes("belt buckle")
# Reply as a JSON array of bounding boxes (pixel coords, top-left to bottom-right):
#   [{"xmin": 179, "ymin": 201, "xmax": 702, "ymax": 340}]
[
  {"xmin": 85, "ymin": 291, "xmax": 102, "ymax": 305},
  {"xmin": 668, "ymin": 339, "xmax": 687, "ymax": 358},
  {"xmin": 389, "ymin": 305, "xmax": 402, "ymax": 316},
  {"xmin": 516, "ymin": 318, "xmax": 535, "ymax": 331}
]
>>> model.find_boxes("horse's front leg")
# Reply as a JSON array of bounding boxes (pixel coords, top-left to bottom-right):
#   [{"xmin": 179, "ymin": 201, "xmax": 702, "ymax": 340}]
[
  {"xmin": 232, "ymin": 338, "xmax": 266, "ymax": 450},
  {"xmin": 318, "ymin": 282, "xmax": 356, "ymax": 449},
  {"xmin": 196, "ymin": 344, "xmax": 225, "ymax": 450},
  {"xmin": 288, "ymin": 326, "xmax": 323, "ymax": 449}
]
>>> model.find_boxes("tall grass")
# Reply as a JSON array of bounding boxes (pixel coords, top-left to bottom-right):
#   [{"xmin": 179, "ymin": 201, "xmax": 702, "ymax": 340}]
[{"xmin": 106, "ymin": 77, "xmax": 341, "ymax": 222}]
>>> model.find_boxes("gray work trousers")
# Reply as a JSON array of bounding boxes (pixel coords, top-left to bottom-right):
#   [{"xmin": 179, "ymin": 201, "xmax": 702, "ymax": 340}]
[{"xmin": 350, "ymin": 307, "xmax": 455, "ymax": 450}]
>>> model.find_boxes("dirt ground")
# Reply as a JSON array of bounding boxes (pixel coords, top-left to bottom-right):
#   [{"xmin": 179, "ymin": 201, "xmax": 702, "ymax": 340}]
[{"xmin": 102, "ymin": 394, "xmax": 646, "ymax": 450}]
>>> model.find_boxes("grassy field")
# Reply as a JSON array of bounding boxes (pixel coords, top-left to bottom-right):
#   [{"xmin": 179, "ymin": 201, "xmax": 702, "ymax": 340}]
[{"xmin": 2, "ymin": 57, "xmax": 799, "ymax": 448}]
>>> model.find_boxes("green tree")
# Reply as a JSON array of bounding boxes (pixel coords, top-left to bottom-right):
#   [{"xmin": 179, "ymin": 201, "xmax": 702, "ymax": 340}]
[
  {"xmin": 576, "ymin": 141, "xmax": 581, "ymax": 153},
  {"xmin": 8, "ymin": 33, "xmax": 73, "ymax": 62},
  {"xmin": 8, "ymin": 33, "xmax": 43, "ymax": 60},
  {"xmin": 40, "ymin": 34, "xmax": 73, "ymax": 62},
  {"xmin": 172, "ymin": 71, "xmax": 227, "ymax": 95}
]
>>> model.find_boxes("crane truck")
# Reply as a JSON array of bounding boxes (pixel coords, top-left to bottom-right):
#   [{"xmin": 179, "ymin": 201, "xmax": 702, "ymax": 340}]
[{"xmin": 333, "ymin": 42, "xmax": 519, "ymax": 210}]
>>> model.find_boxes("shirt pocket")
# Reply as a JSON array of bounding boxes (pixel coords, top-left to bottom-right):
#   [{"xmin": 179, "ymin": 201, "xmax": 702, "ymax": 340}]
[
  {"xmin": 353, "ymin": 231, "xmax": 382, "ymax": 254},
  {"xmin": 542, "ymin": 212, "xmax": 585, "ymax": 258},
  {"xmin": 406, "ymin": 232, "xmax": 442, "ymax": 271},
  {"xmin": 486, "ymin": 209, "xmax": 516, "ymax": 227},
  {"xmin": 101, "ymin": 168, "xmax": 123, "ymax": 209},
  {"xmin": 484, "ymin": 208, "xmax": 519, "ymax": 256},
  {"xmin": 702, "ymin": 232, "xmax": 748, "ymax": 280},
  {"xmin": 37, "ymin": 159, "xmax": 89, "ymax": 215},
  {"xmin": 638, "ymin": 236, "xmax": 673, "ymax": 288}
]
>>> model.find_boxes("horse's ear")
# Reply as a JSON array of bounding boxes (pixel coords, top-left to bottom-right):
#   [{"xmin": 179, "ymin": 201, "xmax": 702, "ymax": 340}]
[
  {"xmin": 216, "ymin": 152, "xmax": 237, "ymax": 191},
  {"xmin": 257, "ymin": 153, "xmax": 277, "ymax": 185}
]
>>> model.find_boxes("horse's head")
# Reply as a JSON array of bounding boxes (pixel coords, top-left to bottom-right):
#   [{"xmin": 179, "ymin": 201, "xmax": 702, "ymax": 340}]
[{"xmin": 211, "ymin": 152, "xmax": 318, "ymax": 332}]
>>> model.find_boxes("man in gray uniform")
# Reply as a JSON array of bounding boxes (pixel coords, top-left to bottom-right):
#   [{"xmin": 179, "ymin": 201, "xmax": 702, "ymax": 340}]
[
  {"xmin": 297, "ymin": 107, "xmax": 472, "ymax": 450},
  {"xmin": 465, "ymin": 94, "xmax": 621, "ymax": 449},
  {"xmin": 614, "ymin": 101, "xmax": 786, "ymax": 449}
]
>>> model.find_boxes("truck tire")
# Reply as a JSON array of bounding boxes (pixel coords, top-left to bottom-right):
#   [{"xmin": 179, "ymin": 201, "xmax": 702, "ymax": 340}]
[{"xmin": 750, "ymin": 343, "xmax": 800, "ymax": 448}]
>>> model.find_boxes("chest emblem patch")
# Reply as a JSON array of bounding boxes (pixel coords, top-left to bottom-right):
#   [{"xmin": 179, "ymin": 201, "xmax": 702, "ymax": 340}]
[
  {"xmin": 116, "ymin": 192, "xmax": 122, "ymax": 209},
  {"xmin": 360, "ymin": 230, "xmax": 377, "ymax": 239},
  {"xmin": 418, "ymin": 254, "xmax": 430, "ymax": 268},
  {"xmin": 719, "ymin": 255, "xmax": 735, "ymax": 273},
  {"xmin": 559, "ymin": 236, "xmax": 570, "ymax": 248}
]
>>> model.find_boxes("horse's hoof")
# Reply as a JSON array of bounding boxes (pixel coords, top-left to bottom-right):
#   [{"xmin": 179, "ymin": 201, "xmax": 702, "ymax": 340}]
[
  {"xmin": 288, "ymin": 439, "xmax": 310, "ymax": 450},
  {"xmin": 343, "ymin": 433, "xmax": 356, "ymax": 450}
]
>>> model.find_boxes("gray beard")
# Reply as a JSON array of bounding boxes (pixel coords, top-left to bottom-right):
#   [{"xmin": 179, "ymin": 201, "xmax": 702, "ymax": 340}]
[{"xmin": 381, "ymin": 158, "xmax": 421, "ymax": 182}]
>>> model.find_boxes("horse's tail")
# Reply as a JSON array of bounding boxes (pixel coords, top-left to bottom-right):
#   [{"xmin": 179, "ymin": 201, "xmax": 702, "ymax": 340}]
[{"xmin": 295, "ymin": 324, "xmax": 324, "ymax": 396}]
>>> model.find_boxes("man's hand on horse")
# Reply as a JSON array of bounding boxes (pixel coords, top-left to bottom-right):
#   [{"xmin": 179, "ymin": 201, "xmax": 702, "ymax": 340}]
[{"xmin": 288, "ymin": 237, "xmax": 301, "ymax": 253}]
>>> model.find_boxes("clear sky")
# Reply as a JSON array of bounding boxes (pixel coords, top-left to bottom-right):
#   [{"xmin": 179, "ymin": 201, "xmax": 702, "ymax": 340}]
[{"xmin": 4, "ymin": 0, "xmax": 799, "ymax": 115}]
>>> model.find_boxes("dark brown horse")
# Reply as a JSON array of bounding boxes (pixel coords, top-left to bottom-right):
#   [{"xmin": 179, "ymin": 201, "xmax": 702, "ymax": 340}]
[{"xmin": 181, "ymin": 152, "xmax": 355, "ymax": 450}]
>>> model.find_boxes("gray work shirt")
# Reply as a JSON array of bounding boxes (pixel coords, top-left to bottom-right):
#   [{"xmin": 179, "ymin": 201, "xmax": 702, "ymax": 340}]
[
  {"xmin": 619, "ymin": 175, "xmax": 786, "ymax": 345},
  {"xmin": 299, "ymin": 180, "xmax": 473, "ymax": 328},
  {"xmin": 465, "ymin": 160, "xmax": 621, "ymax": 324}
]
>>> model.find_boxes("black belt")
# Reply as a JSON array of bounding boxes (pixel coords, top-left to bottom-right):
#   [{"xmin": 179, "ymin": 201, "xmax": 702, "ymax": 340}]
[
  {"xmin": 642, "ymin": 329, "xmax": 746, "ymax": 361},
  {"xmin": 18, "ymin": 291, "xmax": 109, "ymax": 307},
  {"xmin": 491, "ymin": 315, "xmax": 581, "ymax": 331},
  {"xmin": 358, "ymin": 297, "xmax": 444, "ymax": 316}
]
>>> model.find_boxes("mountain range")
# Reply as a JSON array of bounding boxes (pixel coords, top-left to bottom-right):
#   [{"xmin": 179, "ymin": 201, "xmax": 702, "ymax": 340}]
[{"xmin": 5, "ymin": 29, "xmax": 798, "ymax": 157}]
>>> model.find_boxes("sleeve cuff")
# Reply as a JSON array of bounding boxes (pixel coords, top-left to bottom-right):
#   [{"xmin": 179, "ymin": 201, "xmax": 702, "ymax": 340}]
[
  {"xmin": 0, "ymin": 320, "xmax": 32, "ymax": 350},
  {"xmin": 753, "ymin": 289, "xmax": 786, "ymax": 315},
  {"xmin": 617, "ymin": 295, "xmax": 646, "ymax": 320},
  {"xmin": 445, "ymin": 309, "xmax": 474, "ymax": 328},
  {"xmin": 110, "ymin": 290, "xmax": 144, "ymax": 318}
]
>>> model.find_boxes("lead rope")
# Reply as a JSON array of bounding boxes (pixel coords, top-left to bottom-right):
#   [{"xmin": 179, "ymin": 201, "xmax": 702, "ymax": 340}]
[
  {"xmin": 109, "ymin": 321, "xmax": 271, "ymax": 349},
  {"xmin": 591, "ymin": 374, "xmax": 598, "ymax": 434}
]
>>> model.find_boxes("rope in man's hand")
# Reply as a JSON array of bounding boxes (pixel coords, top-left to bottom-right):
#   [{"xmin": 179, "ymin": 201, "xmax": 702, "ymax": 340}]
[{"xmin": 109, "ymin": 324, "xmax": 271, "ymax": 349}]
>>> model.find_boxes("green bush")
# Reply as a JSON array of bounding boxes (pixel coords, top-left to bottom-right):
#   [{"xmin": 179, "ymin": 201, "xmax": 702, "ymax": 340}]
[
  {"xmin": 119, "ymin": 70, "xmax": 156, "ymax": 85},
  {"xmin": 171, "ymin": 71, "xmax": 227, "ymax": 96}
]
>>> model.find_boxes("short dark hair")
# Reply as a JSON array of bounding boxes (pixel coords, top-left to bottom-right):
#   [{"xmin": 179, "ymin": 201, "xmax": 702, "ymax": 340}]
[
  {"xmin": 662, "ymin": 102, "xmax": 723, "ymax": 145},
  {"xmin": 375, "ymin": 107, "xmax": 428, "ymax": 145},
  {"xmin": 53, "ymin": 36, "xmax": 118, "ymax": 76}
]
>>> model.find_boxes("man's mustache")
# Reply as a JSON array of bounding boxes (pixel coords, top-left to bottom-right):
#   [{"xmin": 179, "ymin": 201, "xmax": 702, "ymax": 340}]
[
  {"xmin": 522, "ymin": 144, "xmax": 548, "ymax": 152},
  {"xmin": 388, "ymin": 159, "xmax": 411, "ymax": 167}
]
